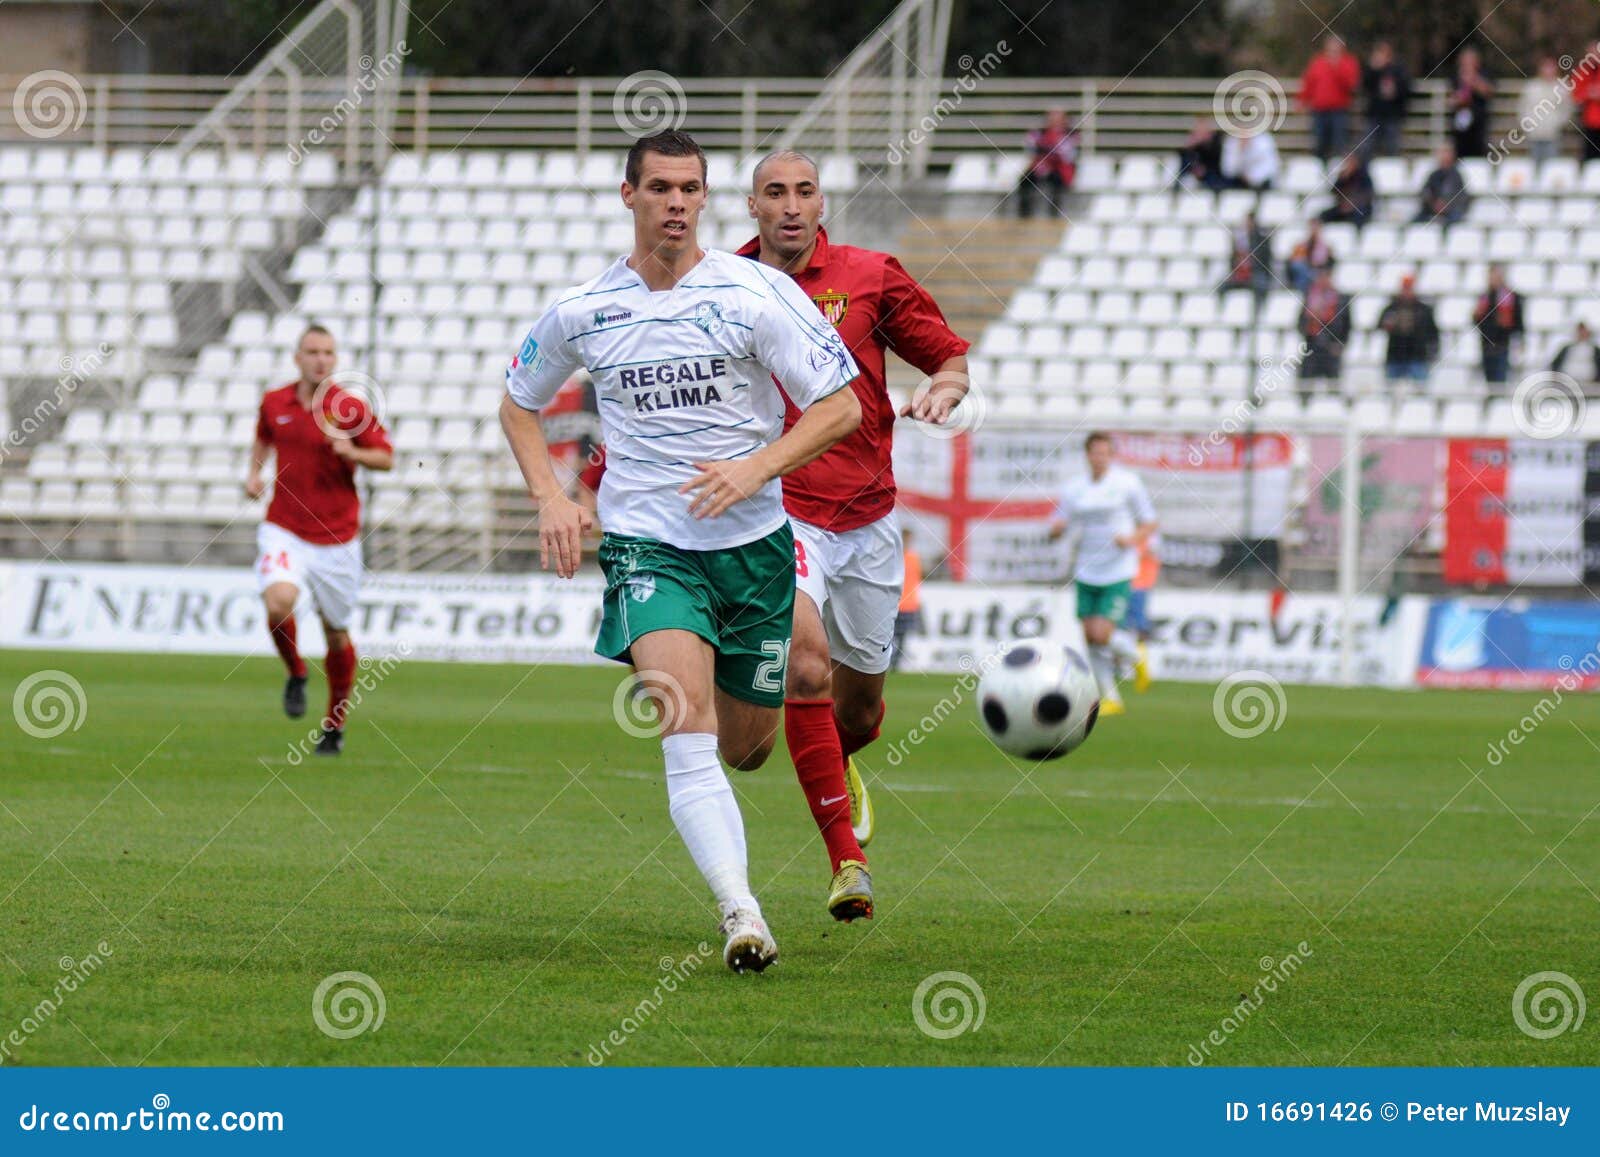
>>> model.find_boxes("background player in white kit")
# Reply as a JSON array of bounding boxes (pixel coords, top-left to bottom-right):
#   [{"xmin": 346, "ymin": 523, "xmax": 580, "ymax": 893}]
[
  {"xmin": 1049, "ymin": 432, "xmax": 1158, "ymax": 715},
  {"xmin": 500, "ymin": 131, "xmax": 861, "ymax": 972}
]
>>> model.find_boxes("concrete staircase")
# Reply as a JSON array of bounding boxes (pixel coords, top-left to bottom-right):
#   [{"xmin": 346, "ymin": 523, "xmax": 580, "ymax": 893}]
[{"xmin": 887, "ymin": 215, "xmax": 1066, "ymax": 388}]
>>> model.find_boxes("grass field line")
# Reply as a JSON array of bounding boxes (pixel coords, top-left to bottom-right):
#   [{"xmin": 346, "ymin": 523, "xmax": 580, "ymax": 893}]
[{"xmin": 537, "ymin": 764, "xmax": 1596, "ymax": 821}]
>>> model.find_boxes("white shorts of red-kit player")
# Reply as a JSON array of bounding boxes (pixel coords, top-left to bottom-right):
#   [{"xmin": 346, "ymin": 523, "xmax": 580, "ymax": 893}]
[
  {"xmin": 791, "ymin": 510, "xmax": 903, "ymax": 676},
  {"xmin": 255, "ymin": 521, "xmax": 363, "ymax": 632}
]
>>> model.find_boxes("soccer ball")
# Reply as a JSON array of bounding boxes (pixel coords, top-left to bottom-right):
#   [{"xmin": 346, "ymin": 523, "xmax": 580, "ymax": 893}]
[{"xmin": 976, "ymin": 641, "xmax": 1100, "ymax": 760}]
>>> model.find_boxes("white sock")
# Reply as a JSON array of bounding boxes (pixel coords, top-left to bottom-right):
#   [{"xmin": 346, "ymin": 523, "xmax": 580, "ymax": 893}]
[
  {"xmin": 662, "ymin": 732, "xmax": 757, "ymax": 913},
  {"xmin": 1110, "ymin": 628, "xmax": 1139, "ymax": 666},
  {"xmin": 1089, "ymin": 644, "xmax": 1122, "ymax": 703},
  {"xmin": 717, "ymin": 779, "xmax": 748, "ymax": 868}
]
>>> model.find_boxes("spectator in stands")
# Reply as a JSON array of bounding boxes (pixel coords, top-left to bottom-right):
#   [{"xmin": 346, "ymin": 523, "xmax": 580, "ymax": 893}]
[
  {"xmin": 1413, "ymin": 145, "xmax": 1470, "ymax": 226},
  {"xmin": 1175, "ymin": 115, "xmax": 1225, "ymax": 190},
  {"xmin": 1297, "ymin": 268, "xmax": 1351, "ymax": 396},
  {"xmin": 1549, "ymin": 322, "xmax": 1600, "ymax": 384},
  {"xmin": 1472, "ymin": 264, "xmax": 1525, "ymax": 387},
  {"xmin": 1219, "ymin": 211, "xmax": 1272, "ymax": 294},
  {"xmin": 1016, "ymin": 108, "xmax": 1080, "ymax": 217},
  {"xmin": 1219, "ymin": 125, "xmax": 1280, "ymax": 190},
  {"xmin": 1449, "ymin": 47, "xmax": 1496, "ymax": 158},
  {"xmin": 1363, "ymin": 41, "xmax": 1411, "ymax": 156},
  {"xmin": 1286, "ymin": 220, "xmax": 1335, "ymax": 294},
  {"xmin": 1377, "ymin": 274, "xmax": 1440, "ymax": 384},
  {"xmin": 1573, "ymin": 43, "xmax": 1600, "ymax": 163},
  {"xmin": 1300, "ymin": 35, "xmax": 1362, "ymax": 161},
  {"xmin": 1519, "ymin": 56, "xmax": 1570, "ymax": 169},
  {"xmin": 1319, "ymin": 152, "xmax": 1376, "ymax": 225}
]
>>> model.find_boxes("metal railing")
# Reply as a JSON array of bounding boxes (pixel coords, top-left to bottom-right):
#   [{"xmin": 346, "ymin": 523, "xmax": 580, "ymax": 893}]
[{"xmin": 0, "ymin": 72, "xmax": 1524, "ymax": 166}]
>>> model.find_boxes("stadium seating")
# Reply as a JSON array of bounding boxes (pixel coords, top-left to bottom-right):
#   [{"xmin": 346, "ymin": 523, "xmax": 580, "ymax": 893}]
[
  {"xmin": 952, "ymin": 151, "xmax": 1600, "ymax": 432},
  {"xmin": 5, "ymin": 143, "xmax": 1600, "ymax": 544}
]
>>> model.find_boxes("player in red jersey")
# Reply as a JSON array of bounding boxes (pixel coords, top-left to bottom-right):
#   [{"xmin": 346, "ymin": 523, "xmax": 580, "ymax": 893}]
[
  {"xmin": 244, "ymin": 325, "xmax": 394, "ymax": 756},
  {"xmin": 738, "ymin": 151, "xmax": 971, "ymax": 921}
]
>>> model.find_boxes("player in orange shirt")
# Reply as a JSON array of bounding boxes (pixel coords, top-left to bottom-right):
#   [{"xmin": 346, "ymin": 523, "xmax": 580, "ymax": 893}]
[
  {"xmin": 891, "ymin": 528, "xmax": 923, "ymax": 671},
  {"xmin": 1113, "ymin": 538, "xmax": 1159, "ymax": 693}
]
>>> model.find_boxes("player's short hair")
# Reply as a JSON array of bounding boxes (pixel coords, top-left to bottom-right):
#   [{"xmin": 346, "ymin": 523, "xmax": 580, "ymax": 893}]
[
  {"xmin": 751, "ymin": 149, "xmax": 820, "ymax": 191},
  {"xmin": 297, "ymin": 323, "xmax": 334, "ymax": 348},
  {"xmin": 624, "ymin": 130, "xmax": 707, "ymax": 187},
  {"xmin": 1084, "ymin": 431, "xmax": 1113, "ymax": 451}
]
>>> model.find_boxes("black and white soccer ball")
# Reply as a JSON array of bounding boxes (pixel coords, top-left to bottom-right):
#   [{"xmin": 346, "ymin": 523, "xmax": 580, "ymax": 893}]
[{"xmin": 977, "ymin": 641, "xmax": 1100, "ymax": 760}]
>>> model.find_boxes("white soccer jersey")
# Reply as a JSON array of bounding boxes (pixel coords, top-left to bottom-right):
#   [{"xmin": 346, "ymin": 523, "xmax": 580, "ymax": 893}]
[
  {"xmin": 1057, "ymin": 464, "xmax": 1156, "ymax": 586},
  {"xmin": 506, "ymin": 249, "xmax": 859, "ymax": 550}
]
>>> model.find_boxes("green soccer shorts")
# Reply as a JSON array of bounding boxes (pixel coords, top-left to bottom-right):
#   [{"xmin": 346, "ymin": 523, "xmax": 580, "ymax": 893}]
[
  {"xmin": 1075, "ymin": 579, "xmax": 1132, "ymax": 624},
  {"xmin": 595, "ymin": 524, "xmax": 796, "ymax": 708}
]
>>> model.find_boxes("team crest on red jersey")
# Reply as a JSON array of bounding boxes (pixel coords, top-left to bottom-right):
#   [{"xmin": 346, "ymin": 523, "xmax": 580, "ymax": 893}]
[{"xmin": 813, "ymin": 291, "xmax": 849, "ymax": 326}]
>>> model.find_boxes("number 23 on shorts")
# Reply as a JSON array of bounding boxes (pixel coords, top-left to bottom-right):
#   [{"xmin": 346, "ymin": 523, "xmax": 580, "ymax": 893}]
[{"xmin": 793, "ymin": 537, "xmax": 809, "ymax": 578}]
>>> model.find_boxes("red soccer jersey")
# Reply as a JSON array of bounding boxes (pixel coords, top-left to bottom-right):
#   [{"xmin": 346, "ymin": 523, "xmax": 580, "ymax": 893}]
[
  {"xmin": 255, "ymin": 381, "xmax": 392, "ymax": 544},
  {"xmin": 736, "ymin": 228, "xmax": 969, "ymax": 533}
]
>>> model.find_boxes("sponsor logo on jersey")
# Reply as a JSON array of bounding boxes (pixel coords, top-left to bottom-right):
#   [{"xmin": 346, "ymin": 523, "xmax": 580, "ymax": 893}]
[
  {"xmin": 593, "ymin": 308, "xmax": 634, "ymax": 327},
  {"xmin": 619, "ymin": 357, "xmax": 729, "ymax": 413},
  {"xmin": 801, "ymin": 321, "xmax": 852, "ymax": 375},
  {"xmin": 512, "ymin": 332, "xmax": 543, "ymax": 375},
  {"xmin": 813, "ymin": 291, "xmax": 849, "ymax": 326},
  {"xmin": 691, "ymin": 301, "xmax": 723, "ymax": 334}
]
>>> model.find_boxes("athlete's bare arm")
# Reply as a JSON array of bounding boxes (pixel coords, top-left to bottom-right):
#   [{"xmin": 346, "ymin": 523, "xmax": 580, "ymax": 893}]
[
  {"xmin": 329, "ymin": 436, "xmax": 394, "ymax": 471},
  {"xmin": 501, "ymin": 394, "xmax": 594, "ymax": 578},
  {"xmin": 244, "ymin": 438, "xmax": 271, "ymax": 499},
  {"xmin": 898, "ymin": 353, "xmax": 970, "ymax": 424},
  {"xmin": 680, "ymin": 386, "xmax": 861, "ymax": 520}
]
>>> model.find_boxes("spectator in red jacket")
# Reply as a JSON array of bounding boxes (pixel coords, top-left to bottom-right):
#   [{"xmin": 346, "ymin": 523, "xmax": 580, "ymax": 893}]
[
  {"xmin": 1575, "ymin": 42, "xmax": 1600, "ymax": 164},
  {"xmin": 1300, "ymin": 35, "xmax": 1362, "ymax": 161},
  {"xmin": 1016, "ymin": 108, "xmax": 1080, "ymax": 218}
]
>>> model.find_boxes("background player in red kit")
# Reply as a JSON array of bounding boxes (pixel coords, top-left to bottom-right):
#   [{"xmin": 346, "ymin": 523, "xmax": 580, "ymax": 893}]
[
  {"xmin": 244, "ymin": 325, "xmax": 394, "ymax": 755},
  {"xmin": 739, "ymin": 151, "xmax": 970, "ymax": 921}
]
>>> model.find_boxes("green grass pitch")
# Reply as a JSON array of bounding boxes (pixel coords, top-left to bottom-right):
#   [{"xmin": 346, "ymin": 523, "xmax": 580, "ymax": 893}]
[{"xmin": 0, "ymin": 648, "xmax": 1594, "ymax": 1066}]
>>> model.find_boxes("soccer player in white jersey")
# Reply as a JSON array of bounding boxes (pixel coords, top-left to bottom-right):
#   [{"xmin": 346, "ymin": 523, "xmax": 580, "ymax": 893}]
[
  {"xmin": 500, "ymin": 131, "xmax": 862, "ymax": 972},
  {"xmin": 1049, "ymin": 432, "xmax": 1158, "ymax": 715}
]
